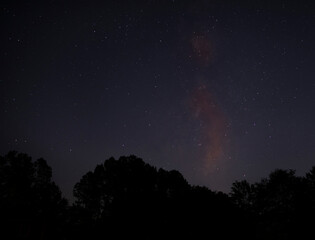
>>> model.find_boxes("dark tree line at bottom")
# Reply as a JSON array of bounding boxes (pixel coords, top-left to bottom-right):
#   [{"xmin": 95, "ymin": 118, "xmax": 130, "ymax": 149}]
[{"xmin": 0, "ymin": 151, "xmax": 315, "ymax": 239}]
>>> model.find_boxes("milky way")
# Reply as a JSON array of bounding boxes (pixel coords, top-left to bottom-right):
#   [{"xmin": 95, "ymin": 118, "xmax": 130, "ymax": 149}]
[
  {"xmin": 190, "ymin": 84, "xmax": 228, "ymax": 174},
  {"xmin": 191, "ymin": 35, "xmax": 214, "ymax": 67},
  {"xmin": 189, "ymin": 32, "xmax": 228, "ymax": 173}
]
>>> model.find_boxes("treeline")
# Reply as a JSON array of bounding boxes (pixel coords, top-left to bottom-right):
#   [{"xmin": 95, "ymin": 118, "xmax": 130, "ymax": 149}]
[{"xmin": 1, "ymin": 151, "xmax": 315, "ymax": 239}]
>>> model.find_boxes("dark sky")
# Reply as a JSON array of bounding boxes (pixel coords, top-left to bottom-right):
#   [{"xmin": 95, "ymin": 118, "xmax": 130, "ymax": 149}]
[{"xmin": 1, "ymin": 1, "xmax": 315, "ymax": 200}]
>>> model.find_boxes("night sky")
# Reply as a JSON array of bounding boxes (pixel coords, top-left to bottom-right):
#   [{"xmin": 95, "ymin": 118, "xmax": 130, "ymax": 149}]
[{"xmin": 1, "ymin": 1, "xmax": 315, "ymax": 201}]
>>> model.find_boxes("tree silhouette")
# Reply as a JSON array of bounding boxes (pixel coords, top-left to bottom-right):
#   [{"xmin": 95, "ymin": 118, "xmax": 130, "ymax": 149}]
[
  {"xmin": 230, "ymin": 169, "xmax": 315, "ymax": 239},
  {"xmin": 2, "ymin": 150, "xmax": 315, "ymax": 239},
  {"xmin": 231, "ymin": 180, "xmax": 253, "ymax": 210},
  {"xmin": 72, "ymin": 155, "xmax": 248, "ymax": 239},
  {"xmin": 72, "ymin": 155, "xmax": 193, "ymax": 238},
  {"xmin": 0, "ymin": 151, "xmax": 68, "ymax": 239},
  {"xmin": 74, "ymin": 156, "xmax": 157, "ymax": 219}
]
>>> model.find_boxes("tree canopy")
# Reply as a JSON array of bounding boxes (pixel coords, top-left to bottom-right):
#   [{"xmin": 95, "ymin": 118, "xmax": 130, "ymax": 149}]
[
  {"xmin": 231, "ymin": 169, "xmax": 315, "ymax": 239},
  {"xmin": 0, "ymin": 151, "xmax": 67, "ymax": 239},
  {"xmin": 71, "ymin": 155, "xmax": 247, "ymax": 239},
  {"xmin": 1, "ymin": 151, "xmax": 315, "ymax": 240}
]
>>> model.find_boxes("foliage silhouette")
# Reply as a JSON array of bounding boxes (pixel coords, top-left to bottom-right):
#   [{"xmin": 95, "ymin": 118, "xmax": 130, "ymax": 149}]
[
  {"xmin": 231, "ymin": 169, "xmax": 315, "ymax": 239},
  {"xmin": 72, "ymin": 155, "xmax": 191, "ymax": 238},
  {"xmin": 0, "ymin": 151, "xmax": 68, "ymax": 240},
  {"xmin": 1, "ymin": 150, "xmax": 315, "ymax": 239},
  {"xmin": 72, "ymin": 155, "xmax": 247, "ymax": 239}
]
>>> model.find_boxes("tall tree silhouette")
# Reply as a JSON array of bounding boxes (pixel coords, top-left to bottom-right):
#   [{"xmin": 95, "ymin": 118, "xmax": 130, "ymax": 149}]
[
  {"xmin": 74, "ymin": 156, "xmax": 159, "ymax": 219},
  {"xmin": 72, "ymin": 155, "xmax": 191, "ymax": 238},
  {"xmin": 231, "ymin": 180, "xmax": 253, "ymax": 210},
  {"xmin": 74, "ymin": 156, "xmax": 189, "ymax": 227},
  {"xmin": 0, "ymin": 151, "xmax": 67, "ymax": 239},
  {"xmin": 72, "ymin": 155, "xmax": 246, "ymax": 239},
  {"xmin": 231, "ymin": 169, "xmax": 315, "ymax": 239}
]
